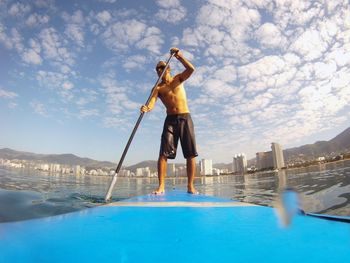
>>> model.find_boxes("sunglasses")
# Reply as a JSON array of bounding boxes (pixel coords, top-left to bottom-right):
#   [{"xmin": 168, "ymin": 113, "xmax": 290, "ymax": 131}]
[{"xmin": 156, "ymin": 65, "xmax": 166, "ymax": 71}]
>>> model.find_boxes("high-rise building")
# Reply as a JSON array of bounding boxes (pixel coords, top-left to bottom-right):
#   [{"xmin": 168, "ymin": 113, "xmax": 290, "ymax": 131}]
[
  {"xmin": 73, "ymin": 165, "xmax": 81, "ymax": 175},
  {"xmin": 136, "ymin": 167, "xmax": 151, "ymax": 177},
  {"xmin": 256, "ymin": 151, "xmax": 274, "ymax": 170},
  {"xmin": 167, "ymin": 163, "xmax": 176, "ymax": 177},
  {"xmin": 119, "ymin": 169, "xmax": 131, "ymax": 177},
  {"xmin": 233, "ymin": 154, "xmax": 247, "ymax": 173},
  {"xmin": 271, "ymin": 142, "xmax": 285, "ymax": 169},
  {"xmin": 200, "ymin": 159, "xmax": 213, "ymax": 176}
]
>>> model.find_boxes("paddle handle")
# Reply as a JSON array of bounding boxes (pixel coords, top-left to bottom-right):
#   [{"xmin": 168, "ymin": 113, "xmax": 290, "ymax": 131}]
[{"xmin": 105, "ymin": 52, "xmax": 175, "ymax": 202}]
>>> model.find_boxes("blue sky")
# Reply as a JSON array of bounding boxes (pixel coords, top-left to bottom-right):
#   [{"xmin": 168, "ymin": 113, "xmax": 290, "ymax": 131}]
[{"xmin": 1, "ymin": 0, "xmax": 350, "ymax": 165}]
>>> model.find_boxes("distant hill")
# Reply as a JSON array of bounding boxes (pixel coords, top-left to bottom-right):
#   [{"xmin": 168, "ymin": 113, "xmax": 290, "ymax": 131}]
[
  {"xmin": 213, "ymin": 163, "xmax": 232, "ymax": 170},
  {"xmin": 125, "ymin": 161, "xmax": 189, "ymax": 173},
  {"xmin": 1, "ymin": 126, "xmax": 349, "ymax": 170},
  {"xmin": 0, "ymin": 148, "xmax": 116, "ymax": 168},
  {"xmin": 284, "ymin": 127, "xmax": 350, "ymax": 159},
  {"xmin": 126, "ymin": 160, "xmax": 158, "ymax": 173},
  {"xmin": 0, "ymin": 148, "xmax": 180, "ymax": 172}
]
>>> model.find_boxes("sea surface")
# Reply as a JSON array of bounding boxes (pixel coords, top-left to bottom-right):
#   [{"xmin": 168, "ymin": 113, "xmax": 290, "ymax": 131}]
[{"xmin": 1, "ymin": 160, "xmax": 350, "ymax": 222}]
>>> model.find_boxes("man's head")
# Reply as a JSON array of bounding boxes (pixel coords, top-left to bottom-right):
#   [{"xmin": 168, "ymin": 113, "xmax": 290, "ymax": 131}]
[{"xmin": 156, "ymin": 61, "xmax": 169, "ymax": 76}]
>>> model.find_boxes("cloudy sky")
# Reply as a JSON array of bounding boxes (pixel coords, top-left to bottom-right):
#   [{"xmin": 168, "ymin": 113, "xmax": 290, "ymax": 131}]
[{"xmin": 1, "ymin": 0, "xmax": 350, "ymax": 165}]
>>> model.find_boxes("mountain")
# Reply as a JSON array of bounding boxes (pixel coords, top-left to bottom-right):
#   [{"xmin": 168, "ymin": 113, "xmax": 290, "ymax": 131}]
[
  {"xmin": 1, "ymin": 127, "xmax": 349, "ymax": 170},
  {"xmin": 125, "ymin": 161, "xmax": 190, "ymax": 173},
  {"xmin": 284, "ymin": 127, "xmax": 350, "ymax": 159},
  {"xmin": 0, "ymin": 148, "xmax": 116, "ymax": 168},
  {"xmin": 213, "ymin": 163, "xmax": 232, "ymax": 170},
  {"xmin": 126, "ymin": 160, "xmax": 158, "ymax": 173}
]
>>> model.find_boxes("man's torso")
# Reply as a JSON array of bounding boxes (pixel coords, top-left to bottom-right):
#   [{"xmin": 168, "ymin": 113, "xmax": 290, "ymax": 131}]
[{"xmin": 157, "ymin": 75, "xmax": 189, "ymax": 115}]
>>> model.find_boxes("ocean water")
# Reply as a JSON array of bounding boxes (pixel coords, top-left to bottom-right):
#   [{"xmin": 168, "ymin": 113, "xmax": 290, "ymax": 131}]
[{"xmin": 0, "ymin": 160, "xmax": 350, "ymax": 222}]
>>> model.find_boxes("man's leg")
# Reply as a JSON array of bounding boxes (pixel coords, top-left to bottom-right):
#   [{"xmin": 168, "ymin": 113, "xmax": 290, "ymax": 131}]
[
  {"xmin": 187, "ymin": 156, "xmax": 197, "ymax": 194},
  {"xmin": 154, "ymin": 155, "xmax": 167, "ymax": 194}
]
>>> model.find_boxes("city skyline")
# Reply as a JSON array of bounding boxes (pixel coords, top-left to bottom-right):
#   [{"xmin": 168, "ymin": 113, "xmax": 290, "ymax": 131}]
[{"xmin": 1, "ymin": 0, "xmax": 350, "ymax": 165}]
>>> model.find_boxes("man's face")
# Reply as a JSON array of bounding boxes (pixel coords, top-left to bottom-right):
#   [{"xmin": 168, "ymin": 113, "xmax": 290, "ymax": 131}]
[{"xmin": 156, "ymin": 61, "xmax": 168, "ymax": 76}]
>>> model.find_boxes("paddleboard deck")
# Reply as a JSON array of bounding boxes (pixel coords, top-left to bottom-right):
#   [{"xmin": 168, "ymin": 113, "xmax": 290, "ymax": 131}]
[{"xmin": 1, "ymin": 190, "xmax": 349, "ymax": 262}]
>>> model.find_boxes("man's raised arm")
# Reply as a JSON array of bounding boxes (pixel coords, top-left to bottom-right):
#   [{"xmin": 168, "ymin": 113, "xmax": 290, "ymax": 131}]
[{"xmin": 171, "ymin": 47, "xmax": 195, "ymax": 83}]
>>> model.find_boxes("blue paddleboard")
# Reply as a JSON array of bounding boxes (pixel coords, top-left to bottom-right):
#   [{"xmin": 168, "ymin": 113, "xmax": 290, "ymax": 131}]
[{"xmin": 1, "ymin": 190, "xmax": 349, "ymax": 262}]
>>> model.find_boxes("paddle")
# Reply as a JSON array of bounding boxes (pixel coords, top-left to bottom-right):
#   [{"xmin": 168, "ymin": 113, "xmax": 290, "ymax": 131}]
[
  {"xmin": 105, "ymin": 51, "xmax": 176, "ymax": 202},
  {"xmin": 275, "ymin": 188, "xmax": 350, "ymax": 224}
]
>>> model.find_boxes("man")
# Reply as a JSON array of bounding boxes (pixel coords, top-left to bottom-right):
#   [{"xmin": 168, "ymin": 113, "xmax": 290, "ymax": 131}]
[{"xmin": 140, "ymin": 47, "xmax": 198, "ymax": 194}]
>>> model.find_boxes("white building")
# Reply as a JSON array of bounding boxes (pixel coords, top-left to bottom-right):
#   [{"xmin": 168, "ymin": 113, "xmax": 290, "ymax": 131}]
[
  {"xmin": 212, "ymin": 168, "xmax": 221, "ymax": 176},
  {"xmin": 200, "ymin": 159, "xmax": 213, "ymax": 176},
  {"xmin": 256, "ymin": 151, "xmax": 274, "ymax": 170},
  {"xmin": 119, "ymin": 169, "xmax": 131, "ymax": 177},
  {"xmin": 271, "ymin": 142, "xmax": 285, "ymax": 169},
  {"xmin": 73, "ymin": 165, "xmax": 81, "ymax": 175},
  {"xmin": 136, "ymin": 167, "xmax": 151, "ymax": 177},
  {"xmin": 233, "ymin": 154, "xmax": 247, "ymax": 173},
  {"xmin": 40, "ymin": 164, "xmax": 50, "ymax": 171},
  {"xmin": 176, "ymin": 166, "xmax": 187, "ymax": 177},
  {"xmin": 167, "ymin": 163, "xmax": 176, "ymax": 177}
]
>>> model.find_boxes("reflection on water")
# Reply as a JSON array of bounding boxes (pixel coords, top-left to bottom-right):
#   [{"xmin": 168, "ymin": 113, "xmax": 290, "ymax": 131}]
[{"xmin": 1, "ymin": 160, "xmax": 350, "ymax": 222}]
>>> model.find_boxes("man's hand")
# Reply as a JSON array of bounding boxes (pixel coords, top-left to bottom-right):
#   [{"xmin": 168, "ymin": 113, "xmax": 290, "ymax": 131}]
[
  {"xmin": 170, "ymin": 47, "xmax": 181, "ymax": 59},
  {"xmin": 140, "ymin": 105, "xmax": 149, "ymax": 113}
]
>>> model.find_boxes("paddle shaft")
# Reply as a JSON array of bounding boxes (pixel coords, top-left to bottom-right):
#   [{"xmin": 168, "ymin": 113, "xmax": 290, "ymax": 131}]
[{"xmin": 105, "ymin": 52, "xmax": 175, "ymax": 202}]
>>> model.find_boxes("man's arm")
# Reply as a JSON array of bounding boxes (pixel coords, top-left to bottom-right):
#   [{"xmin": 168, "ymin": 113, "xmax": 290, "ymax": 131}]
[
  {"xmin": 171, "ymin": 47, "xmax": 195, "ymax": 83},
  {"xmin": 140, "ymin": 87, "xmax": 158, "ymax": 113}
]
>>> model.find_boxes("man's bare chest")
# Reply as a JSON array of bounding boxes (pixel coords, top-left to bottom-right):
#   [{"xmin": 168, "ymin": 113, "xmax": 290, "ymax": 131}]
[{"xmin": 158, "ymin": 83, "xmax": 183, "ymax": 99}]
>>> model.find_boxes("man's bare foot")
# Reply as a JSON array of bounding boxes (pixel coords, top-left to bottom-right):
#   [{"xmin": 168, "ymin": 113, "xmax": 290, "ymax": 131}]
[
  {"xmin": 152, "ymin": 187, "xmax": 165, "ymax": 195},
  {"xmin": 187, "ymin": 186, "xmax": 198, "ymax": 194}
]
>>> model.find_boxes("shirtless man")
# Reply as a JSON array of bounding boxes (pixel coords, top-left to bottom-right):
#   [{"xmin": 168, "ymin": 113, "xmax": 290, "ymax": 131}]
[{"xmin": 140, "ymin": 47, "xmax": 198, "ymax": 194}]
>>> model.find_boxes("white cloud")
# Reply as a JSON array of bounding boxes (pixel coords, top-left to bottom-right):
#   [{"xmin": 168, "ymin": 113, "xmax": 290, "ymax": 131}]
[
  {"xmin": 238, "ymin": 55, "xmax": 286, "ymax": 82},
  {"xmin": 79, "ymin": 109, "xmax": 99, "ymax": 119},
  {"xmin": 30, "ymin": 101, "xmax": 48, "ymax": 117},
  {"xmin": 98, "ymin": 0, "xmax": 117, "ymax": 3},
  {"xmin": 76, "ymin": 89, "xmax": 98, "ymax": 106},
  {"xmin": 103, "ymin": 116, "xmax": 129, "ymax": 129},
  {"xmin": 1, "ymin": 0, "xmax": 350, "ymax": 164},
  {"xmin": 156, "ymin": 0, "xmax": 187, "ymax": 24},
  {"xmin": 22, "ymin": 48, "xmax": 42, "ymax": 64},
  {"xmin": 179, "ymin": 1, "xmax": 350, "ymax": 160},
  {"xmin": 33, "ymin": 0, "xmax": 55, "ymax": 8},
  {"xmin": 8, "ymin": 2, "xmax": 31, "ymax": 17},
  {"xmin": 272, "ymin": 0, "xmax": 323, "ymax": 30},
  {"xmin": 99, "ymin": 72, "xmax": 139, "ymax": 117},
  {"xmin": 202, "ymin": 79, "xmax": 236, "ymax": 98},
  {"xmin": 0, "ymin": 26, "xmax": 43, "ymax": 65},
  {"xmin": 62, "ymin": 10, "xmax": 84, "ymax": 24},
  {"xmin": 62, "ymin": 81, "xmax": 74, "ymax": 90},
  {"xmin": 25, "ymin": 13, "xmax": 50, "ymax": 27},
  {"xmin": 102, "ymin": 19, "xmax": 164, "ymax": 53},
  {"xmin": 0, "ymin": 23, "xmax": 11, "ymax": 49},
  {"xmin": 36, "ymin": 71, "xmax": 74, "ymax": 96},
  {"xmin": 0, "ymin": 27, "xmax": 24, "ymax": 51},
  {"xmin": 123, "ymin": 55, "xmax": 147, "ymax": 70},
  {"xmin": 96, "ymin": 11, "xmax": 112, "ymax": 26},
  {"xmin": 186, "ymin": 65, "xmax": 213, "ymax": 87},
  {"xmin": 39, "ymin": 27, "xmax": 74, "ymax": 66},
  {"xmin": 327, "ymin": 48, "xmax": 350, "ymax": 68},
  {"xmin": 0, "ymin": 88, "xmax": 18, "ymax": 99},
  {"xmin": 156, "ymin": 0, "xmax": 181, "ymax": 8},
  {"xmin": 289, "ymin": 29, "xmax": 328, "ymax": 61},
  {"xmin": 65, "ymin": 24, "xmax": 85, "ymax": 47},
  {"xmin": 135, "ymin": 27, "xmax": 164, "ymax": 53},
  {"xmin": 182, "ymin": 1, "xmax": 261, "ymax": 62},
  {"xmin": 8, "ymin": 102, "xmax": 18, "ymax": 108},
  {"xmin": 255, "ymin": 22, "xmax": 286, "ymax": 49},
  {"xmin": 313, "ymin": 61, "xmax": 337, "ymax": 80},
  {"xmin": 214, "ymin": 65, "xmax": 237, "ymax": 83},
  {"xmin": 62, "ymin": 10, "xmax": 85, "ymax": 47}
]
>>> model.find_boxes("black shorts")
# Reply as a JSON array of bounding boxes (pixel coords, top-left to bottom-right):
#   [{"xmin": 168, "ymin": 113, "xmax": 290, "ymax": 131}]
[{"xmin": 159, "ymin": 113, "xmax": 198, "ymax": 159}]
